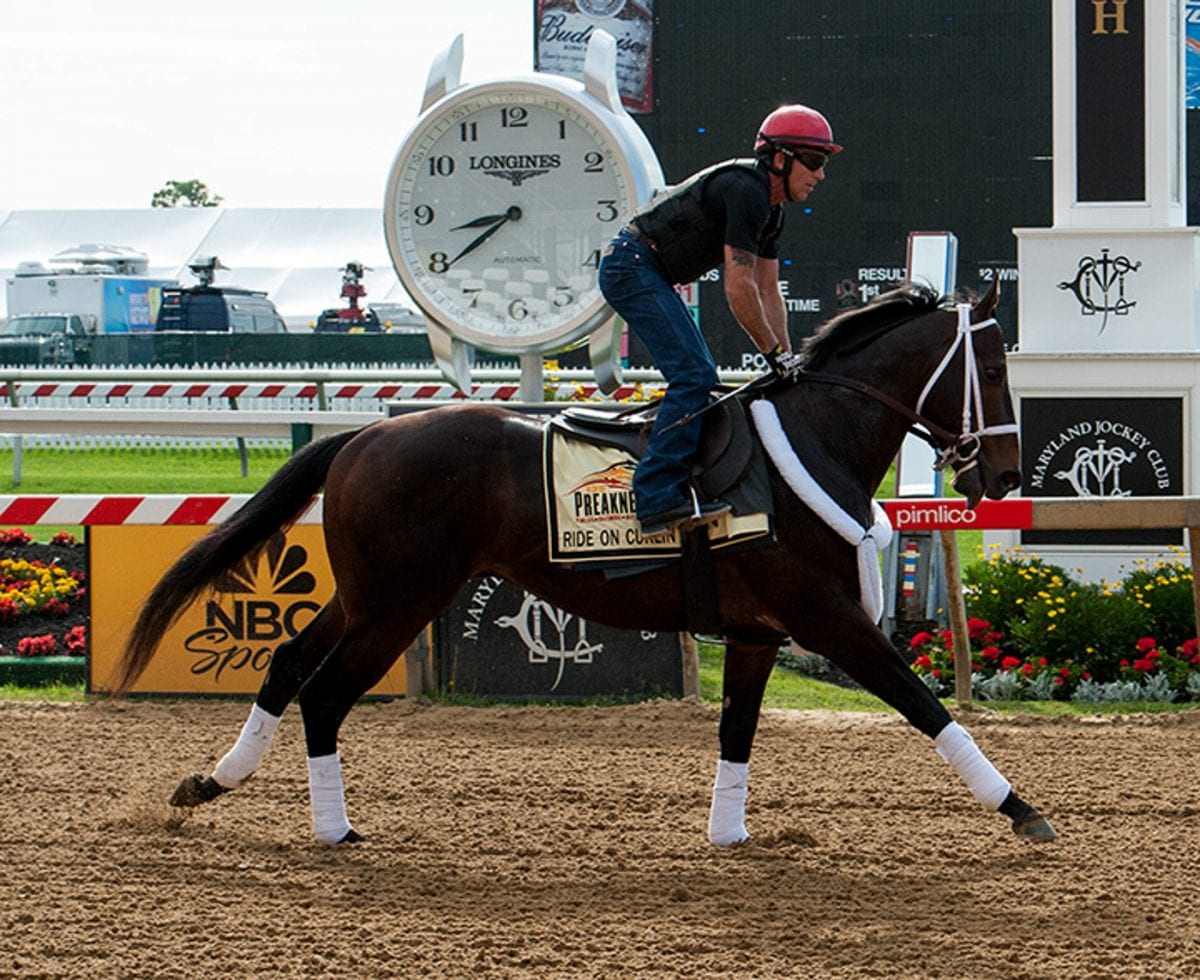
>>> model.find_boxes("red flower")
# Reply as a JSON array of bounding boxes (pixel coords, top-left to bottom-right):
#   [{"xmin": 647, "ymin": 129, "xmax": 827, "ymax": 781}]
[
  {"xmin": 1132, "ymin": 657, "xmax": 1155, "ymax": 673},
  {"xmin": 967, "ymin": 617, "xmax": 991, "ymax": 640},
  {"xmin": 980, "ymin": 645, "xmax": 1001, "ymax": 661},
  {"xmin": 1021, "ymin": 661, "xmax": 1035, "ymax": 676},
  {"xmin": 913, "ymin": 654, "xmax": 933, "ymax": 670},
  {"xmin": 63, "ymin": 625, "xmax": 86, "ymax": 656},
  {"xmin": 17, "ymin": 634, "xmax": 56, "ymax": 657},
  {"xmin": 931, "ymin": 669, "xmax": 942, "ymax": 679},
  {"xmin": 1136, "ymin": 637, "xmax": 1158, "ymax": 653},
  {"xmin": 1179, "ymin": 638, "xmax": 1199, "ymax": 658},
  {"xmin": 1001, "ymin": 656, "xmax": 1022, "ymax": 672},
  {"xmin": 1059, "ymin": 666, "xmax": 1072, "ymax": 678},
  {"xmin": 909, "ymin": 631, "xmax": 935, "ymax": 650}
]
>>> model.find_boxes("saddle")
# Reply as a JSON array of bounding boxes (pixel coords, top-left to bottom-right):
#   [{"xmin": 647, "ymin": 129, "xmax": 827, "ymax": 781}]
[{"xmin": 549, "ymin": 390, "xmax": 756, "ymax": 502}]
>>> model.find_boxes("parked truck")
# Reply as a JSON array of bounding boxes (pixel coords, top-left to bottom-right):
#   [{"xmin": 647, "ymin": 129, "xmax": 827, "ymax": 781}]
[{"xmin": 2, "ymin": 244, "xmax": 178, "ymax": 364}]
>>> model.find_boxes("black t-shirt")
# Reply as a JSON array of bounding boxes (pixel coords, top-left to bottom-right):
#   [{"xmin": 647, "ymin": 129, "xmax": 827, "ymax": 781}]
[{"xmin": 633, "ymin": 160, "xmax": 784, "ymax": 284}]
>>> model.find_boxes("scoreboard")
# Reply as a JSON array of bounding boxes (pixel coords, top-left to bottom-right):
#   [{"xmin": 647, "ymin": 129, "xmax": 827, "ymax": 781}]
[{"xmin": 623, "ymin": 1, "xmax": 1200, "ymax": 366}]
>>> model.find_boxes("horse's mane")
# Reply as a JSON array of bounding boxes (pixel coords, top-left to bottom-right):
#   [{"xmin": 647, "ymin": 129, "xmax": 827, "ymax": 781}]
[{"xmin": 799, "ymin": 282, "xmax": 947, "ymax": 370}]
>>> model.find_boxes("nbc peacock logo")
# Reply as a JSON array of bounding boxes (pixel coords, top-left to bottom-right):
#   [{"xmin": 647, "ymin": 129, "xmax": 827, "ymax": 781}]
[{"xmin": 187, "ymin": 532, "xmax": 322, "ymax": 683}]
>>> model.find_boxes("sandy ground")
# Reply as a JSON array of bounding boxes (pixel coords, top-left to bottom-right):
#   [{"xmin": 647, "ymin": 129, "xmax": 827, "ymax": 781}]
[{"xmin": 3, "ymin": 697, "xmax": 1200, "ymax": 979}]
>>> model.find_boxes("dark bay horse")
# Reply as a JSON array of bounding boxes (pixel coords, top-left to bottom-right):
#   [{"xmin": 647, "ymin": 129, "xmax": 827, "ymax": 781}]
[{"xmin": 112, "ymin": 282, "xmax": 1056, "ymax": 846}]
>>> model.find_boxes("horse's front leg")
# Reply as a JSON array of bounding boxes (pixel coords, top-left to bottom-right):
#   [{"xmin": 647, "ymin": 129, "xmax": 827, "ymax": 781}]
[
  {"xmin": 708, "ymin": 638, "xmax": 782, "ymax": 846},
  {"xmin": 799, "ymin": 605, "xmax": 1056, "ymax": 842},
  {"xmin": 170, "ymin": 599, "xmax": 345, "ymax": 809}
]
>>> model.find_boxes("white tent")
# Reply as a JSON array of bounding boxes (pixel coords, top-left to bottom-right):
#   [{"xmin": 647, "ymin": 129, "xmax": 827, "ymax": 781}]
[{"xmin": 0, "ymin": 207, "xmax": 419, "ymax": 330}]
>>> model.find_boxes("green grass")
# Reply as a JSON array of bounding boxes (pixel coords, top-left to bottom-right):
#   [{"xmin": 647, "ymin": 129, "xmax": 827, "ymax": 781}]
[
  {"xmin": 0, "ymin": 445, "xmax": 288, "ymax": 494},
  {"xmin": 0, "ymin": 445, "xmax": 288, "ymax": 542},
  {"xmin": 0, "ymin": 683, "xmax": 86, "ymax": 701}
]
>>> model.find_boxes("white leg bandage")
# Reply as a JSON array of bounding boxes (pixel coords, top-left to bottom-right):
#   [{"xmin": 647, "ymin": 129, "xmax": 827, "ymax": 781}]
[
  {"xmin": 308, "ymin": 753, "xmax": 353, "ymax": 844},
  {"xmin": 934, "ymin": 721, "xmax": 1011, "ymax": 811},
  {"xmin": 708, "ymin": 760, "xmax": 750, "ymax": 847},
  {"xmin": 212, "ymin": 703, "xmax": 281, "ymax": 789}
]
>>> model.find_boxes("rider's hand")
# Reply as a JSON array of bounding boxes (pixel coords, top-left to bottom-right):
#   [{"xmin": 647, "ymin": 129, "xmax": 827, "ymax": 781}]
[{"xmin": 766, "ymin": 344, "xmax": 802, "ymax": 381}]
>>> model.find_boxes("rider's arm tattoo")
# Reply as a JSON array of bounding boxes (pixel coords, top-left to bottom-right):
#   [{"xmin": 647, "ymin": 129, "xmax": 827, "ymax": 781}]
[{"xmin": 729, "ymin": 248, "xmax": 756, "ymax": 268}]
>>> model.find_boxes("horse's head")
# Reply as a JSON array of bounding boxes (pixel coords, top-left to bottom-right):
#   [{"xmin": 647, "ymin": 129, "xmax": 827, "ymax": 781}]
[{"xmin": 915, "ymin": 279, "xmax": 1022, "ymax": 507}]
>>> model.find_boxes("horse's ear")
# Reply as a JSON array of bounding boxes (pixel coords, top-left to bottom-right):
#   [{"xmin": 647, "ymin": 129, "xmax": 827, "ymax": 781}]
[{"xmin": 977, "ymin": 277, "xmax": 1000, "ymax": 318}]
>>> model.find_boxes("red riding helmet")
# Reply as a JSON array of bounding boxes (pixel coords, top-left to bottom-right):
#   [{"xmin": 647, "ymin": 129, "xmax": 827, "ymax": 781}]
[{"xmin": 754, "ymin": 104, "xmax": 843, "ymax": 156}]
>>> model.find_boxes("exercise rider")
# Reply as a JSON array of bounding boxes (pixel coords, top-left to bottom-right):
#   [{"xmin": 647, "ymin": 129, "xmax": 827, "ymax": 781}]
[{"xmin": 598, "ymin": 104, "xmax": 842, "ymax": 537}]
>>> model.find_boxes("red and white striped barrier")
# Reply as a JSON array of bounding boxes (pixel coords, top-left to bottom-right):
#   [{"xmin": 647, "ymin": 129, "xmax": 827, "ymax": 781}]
[
  {"xmin": 0, "ymin": 495, "xmax": 321, "ymax": 526},
  {"xmin": 3, "ymin": 495, "xmax": 1197, "ymax": 532},
  {"xmin": 0, "ymin": 495, "xmax": 1025, "ymax": 529},
  {"xmin": 0, "ymin": 381, "xmax": 656, "ymax": 402}
]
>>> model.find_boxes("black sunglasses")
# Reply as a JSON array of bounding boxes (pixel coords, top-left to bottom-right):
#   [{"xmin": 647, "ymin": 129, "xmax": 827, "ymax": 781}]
[{"xmin": 789, "ymin": 149, "xmax": 829, "ymax": 172}]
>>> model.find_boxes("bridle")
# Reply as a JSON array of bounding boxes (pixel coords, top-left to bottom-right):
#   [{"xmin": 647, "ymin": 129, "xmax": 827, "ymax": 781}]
[
  {"xmin": 915, "ymin": 303, "xmax": 1018, "ymax": 481},
  {"xmin": 797, "ymin": 303, "xmax": 1017, "ymax": 483}
]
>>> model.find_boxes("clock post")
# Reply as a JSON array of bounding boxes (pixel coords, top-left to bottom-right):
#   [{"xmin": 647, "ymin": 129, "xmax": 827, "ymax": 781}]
[{"xmin": 384, "ymin": 30, "xmax": 664, "ymax": 400}]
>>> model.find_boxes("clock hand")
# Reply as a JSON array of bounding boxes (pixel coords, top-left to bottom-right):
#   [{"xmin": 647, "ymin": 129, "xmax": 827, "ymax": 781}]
[
  {"xmin": 450, "ymin": 212, "xmax": 510, "ymax": 231},
  {"xmin": 445, "ymin": 206, "xmax": 522, "ymax": 269}
]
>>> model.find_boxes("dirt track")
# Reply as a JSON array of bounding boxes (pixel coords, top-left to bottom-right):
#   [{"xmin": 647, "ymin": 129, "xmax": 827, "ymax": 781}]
[{"xmin": 3, "ymin": 697, "xmax": 1200, "ymax": 978}]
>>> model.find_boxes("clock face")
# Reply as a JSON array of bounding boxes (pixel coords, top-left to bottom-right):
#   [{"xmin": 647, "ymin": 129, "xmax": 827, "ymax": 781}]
[{"xmin": 384, "ymin": 80, "xmax": 637, "ymax": 352}]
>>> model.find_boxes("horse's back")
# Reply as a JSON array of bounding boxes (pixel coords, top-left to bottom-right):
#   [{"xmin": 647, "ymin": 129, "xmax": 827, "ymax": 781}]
[{"xmin": 322, "ymin": 403, "xmax": 547, "ymax": 559}]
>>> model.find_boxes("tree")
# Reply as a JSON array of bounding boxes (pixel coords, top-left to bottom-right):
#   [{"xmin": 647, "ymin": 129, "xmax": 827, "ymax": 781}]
[{"xmin": 150, "ymin": 179, "xmax": 224, "ymax": 208}]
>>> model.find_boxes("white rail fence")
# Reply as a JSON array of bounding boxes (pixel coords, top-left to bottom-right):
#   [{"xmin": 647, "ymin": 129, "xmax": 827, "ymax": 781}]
[{"xmin": 0, "ymin": 365, "xmax": 704, "ymax": 452}]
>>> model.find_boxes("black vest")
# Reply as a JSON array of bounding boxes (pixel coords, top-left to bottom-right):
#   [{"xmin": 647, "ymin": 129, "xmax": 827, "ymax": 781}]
[{"xmin": 631, "ymin": 159, "xmax": 770, "ymax": 285}]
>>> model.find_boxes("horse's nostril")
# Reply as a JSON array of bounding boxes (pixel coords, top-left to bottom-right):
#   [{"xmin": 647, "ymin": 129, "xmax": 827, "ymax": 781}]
[{"xmin": 1001, "ymin": 470, "xmax": 1022, "ymax": 491}]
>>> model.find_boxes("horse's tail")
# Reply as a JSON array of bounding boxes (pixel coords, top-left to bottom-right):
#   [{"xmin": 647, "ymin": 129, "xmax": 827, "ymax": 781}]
[{"xmin": 109, "ymin": 426, "xmax": 364, "ymax": 697}]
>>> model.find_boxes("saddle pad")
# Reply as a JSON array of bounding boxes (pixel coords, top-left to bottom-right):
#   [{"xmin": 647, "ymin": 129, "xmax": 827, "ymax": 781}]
[{"xmin": 544, "ymin": 427, "xmax": 770, "ymax": 564}]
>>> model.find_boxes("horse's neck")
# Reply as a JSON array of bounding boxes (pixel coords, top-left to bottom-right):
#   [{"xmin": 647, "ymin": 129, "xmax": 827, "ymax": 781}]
[{"xmin": 773, "ymin": 366, "xmax": 924, "ymax": 499}]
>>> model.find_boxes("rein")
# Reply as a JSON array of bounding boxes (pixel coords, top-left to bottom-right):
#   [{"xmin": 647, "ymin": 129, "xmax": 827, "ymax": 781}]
[{"xmin": 793, "ymin": 304, "xmax": 1015, "ymax": 480}]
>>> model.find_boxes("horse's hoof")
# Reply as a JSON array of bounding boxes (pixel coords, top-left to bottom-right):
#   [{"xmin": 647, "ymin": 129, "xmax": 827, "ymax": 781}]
[
  {"xmin": 339, "ymin": 828, "xmax": 367, "ymax": 844},
  {"xmin": 708, "ymin": 826, "xmax": 750, "ymax": 847},
  {"xmin": 1013, "ymin": 815, "xmax": 1058, "ymax": 841},
  {"xmin": 169, "ymin": 773, "xmax": 228, "ymax": 808}
]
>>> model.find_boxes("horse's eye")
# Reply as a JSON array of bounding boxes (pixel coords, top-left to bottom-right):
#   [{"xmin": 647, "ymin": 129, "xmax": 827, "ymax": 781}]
[{"xmin": 983, "ymin": 366, "xmax": 1004, "ymax": 384}]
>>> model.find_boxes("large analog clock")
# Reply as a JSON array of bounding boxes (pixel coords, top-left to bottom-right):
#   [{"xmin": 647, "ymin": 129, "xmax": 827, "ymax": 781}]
[{"xmin": 384, "ymin": 31, "xmax": 662, "ymax": 393}]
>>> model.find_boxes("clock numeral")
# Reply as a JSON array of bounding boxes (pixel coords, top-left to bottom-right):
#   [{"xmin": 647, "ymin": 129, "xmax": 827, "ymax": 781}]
[
  {"xmin": 558, "ymin": 120, "xmax": 568, "ymax": 140},
  {"xmin": 428, "ymin": 155, "xmax": 455, "ymax": 177},
  {"xmin": 459, "ymin": 122, "xmax": 478, "ymax": 142},
  {"xmin": 595, "ymin": 200, "xmax": 619, "ymax": 222},
  {"xmin": 413, "ymin": 205, "xmax": 435, "ymax": 226},
  {"xmin": 552, "ymin": 286, "xmax": 574, "ymax": 308},
  {"xmin": 428, "ymin": 252, "xmax": 450, "ymax": 274},
  {"xmin": 583, "ymin": 151, "xmax": 604, "ymax": 173},
  {"xmin": 582, "ymin": 250, "xmax": 602, "ymax": 270},
  {"xmin": 508, "ymin": 298, "xmax": 529, "ymax": 320},
  {"xmin": 501, "ymin": 106, "xmax": 529, "ymax": 128},
  {"xmin": 462, "ymin": 286, "xmax": 482, "ymax": 308}
]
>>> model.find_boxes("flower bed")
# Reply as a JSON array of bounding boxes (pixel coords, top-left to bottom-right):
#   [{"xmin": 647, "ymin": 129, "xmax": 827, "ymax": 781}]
[
  {"xmin": 909, "ymin": 546, "xmax": 1200, "ymax": 703},
  {"xmin": 0, "ymin": 529, "xmax": 88, "ymax": 663}
]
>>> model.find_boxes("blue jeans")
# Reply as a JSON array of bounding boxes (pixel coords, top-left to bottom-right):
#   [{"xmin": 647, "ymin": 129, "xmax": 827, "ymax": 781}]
[{"xmin": 598, "ymin": 229, "xmax": 719, "ymax": 518}]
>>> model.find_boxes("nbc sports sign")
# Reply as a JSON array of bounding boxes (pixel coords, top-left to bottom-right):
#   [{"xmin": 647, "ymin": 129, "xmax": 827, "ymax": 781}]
[{"xmin": 88, "ymin": 525, "xmax": 409, "ymax": 696}]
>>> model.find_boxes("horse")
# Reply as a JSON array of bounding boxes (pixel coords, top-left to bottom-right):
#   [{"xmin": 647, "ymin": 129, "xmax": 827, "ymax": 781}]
[{"xmin": 111, "ymin": 281, "xmax": 1057, "ymax": 847}]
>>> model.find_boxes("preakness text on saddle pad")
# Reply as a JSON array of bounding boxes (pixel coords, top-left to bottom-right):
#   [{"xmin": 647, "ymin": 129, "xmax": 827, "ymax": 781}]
[{"xmin": 543, "ymin": 429, "xmax": 769, "ymax": 563}]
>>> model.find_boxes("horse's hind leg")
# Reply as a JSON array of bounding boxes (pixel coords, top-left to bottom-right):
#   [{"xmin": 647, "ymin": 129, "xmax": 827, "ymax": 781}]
[
  {"xmin": 707, "ymin": 639, "xmax": 780, "ymax": 846},
  {"xmin": 295, "ymin": 605, "xmax": 441, "ymax": 844},
  {"xmin": 799, "ymin": 607, "xmax": 1056, "ymax": 841},
  {"xmin": 170, "ymin": 599, "xmax": 345, "ymax": 809}
]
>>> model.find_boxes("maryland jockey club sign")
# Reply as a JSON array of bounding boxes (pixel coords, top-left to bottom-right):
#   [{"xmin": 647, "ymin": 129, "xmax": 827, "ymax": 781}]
[{"xmin": 1018, "ymin": 396, "xmax": 1183, "ymax": 547}]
